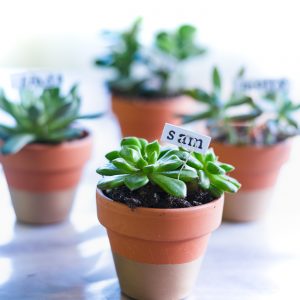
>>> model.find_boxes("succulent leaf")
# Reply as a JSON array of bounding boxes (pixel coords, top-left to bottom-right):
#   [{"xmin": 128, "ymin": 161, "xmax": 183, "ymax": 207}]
[
  {"xmin": 124, "ymin": 174, "xmax": 149, "ymax": 190},
  {"xmin": 159, "ymin": 168, "xmax": 197, "ymax": 182},
  {"xmin": 219, "ymin": 163, "xmax": 235, "ymax": 172},
  {"xmin": 206, "ymin": 161, "xmax": 226, "ymax": 175},
  {"xmin": 212, "ymin": 67, "xmax": 221, "ymax": 93},
  {"xmin": 105, "ymin": 150, "xmax": 120, "ymax": 161},
  {"xmin": 97, "ymin": 175, "xmax": 129, "ymax": 190},
  {"xmin": 112, "ymin": 158, "xmax": 139, "ymax": 172},
  {"xmin": 120, "ymin": 147, "xmax": 140, "ymax": 164},
  {"xmin": 198, "ymin": 170, "xmax": 210, "ymax": 190},
  {"xmin": 121, "ymin": 137, "xmax": 142, "ymax": 148},
  {"xmin": 150, "ymin": 173, "xmax": 187, "ymax": 198},
  {"xmin": 96, "ymin": 164, "xmax": 129, "ymax": 175},
  {"xmin": 1, "ymin": 134, "xmax": 36, "ymax": 155}
]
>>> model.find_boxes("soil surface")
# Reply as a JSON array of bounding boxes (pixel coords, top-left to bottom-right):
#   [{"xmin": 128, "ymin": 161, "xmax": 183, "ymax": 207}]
[
  {"xmin": 103, "ymin": 183, "xmax": 216, "ymax": 209},
  {"xmin": 111, "ymin": 87, "xmax": 181, "ymax": 100}
]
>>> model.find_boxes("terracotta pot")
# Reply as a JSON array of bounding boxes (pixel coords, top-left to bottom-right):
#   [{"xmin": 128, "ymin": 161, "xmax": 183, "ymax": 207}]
[
  {"xmin": 96, "ymin": 189, "xmax": 224, "ymax": 300},
  {"xmin": 212, "ymin": 140, "xmax": 292, "ymax": 222},
  {"xmin": 0, "ymin": 133, "xmax": 92, "ymax": 224},
  {"xmin": 111, "ymin": 94, "xmax": 197, "ymax": 141}
]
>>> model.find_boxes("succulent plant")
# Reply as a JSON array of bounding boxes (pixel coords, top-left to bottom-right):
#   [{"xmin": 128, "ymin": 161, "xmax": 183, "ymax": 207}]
[
  {"xmin": 250, "ymin": 91, "xmax": 300, "ymax": 145},
  {"xmin": 155, "ymin": 25, "xmax": 206, "ymax": 61},
  {"xmin": 94, "ymin": 19, "xmax": 206, "ymax": 97},
  {"xmin": 182, "ymin": 67, "xmax": 262, "ymax": 125},
  {"xmin": 182, "ymin": 66, "xmax": 300, "ymax": 145},
  {"xmin": 97, "ymin": 137, "xmax": 240, "ymax": 198},
  {"xmin": 0, "ymin": 85, "xmax": 102, "ymax": 155},
  {"xmin": 262, "ymin": 91, "xmax": 300, "ymax": 127},
  {"xmin": 152, "ymin": 24, "xmax": 206, "ymax": 94},
  {"xmin": 95, "ymin": 17, "xmax": 144, "ymax": 95}
]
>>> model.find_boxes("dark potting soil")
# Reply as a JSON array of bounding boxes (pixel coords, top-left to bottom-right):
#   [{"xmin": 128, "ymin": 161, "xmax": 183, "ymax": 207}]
[
  {"xmin": 103, "ymin": 183, "xmax": 216, "ymax": 209},
  {"xmin": 110, "ymin": 87, "xmax": 181, "ymax": 101}
]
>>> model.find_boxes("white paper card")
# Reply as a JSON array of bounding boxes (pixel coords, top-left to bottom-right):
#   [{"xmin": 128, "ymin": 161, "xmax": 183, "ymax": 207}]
[
  {"xmin": 235, "ymin": 78, "xmax": 289, "ymax": 93},
  {"xmin": 11, "ymin": 72, "xmax": 63, "ymax": 89},
  {"xmin": 161, "ymin": 123, "xmax": 211, "ymax": 154}
]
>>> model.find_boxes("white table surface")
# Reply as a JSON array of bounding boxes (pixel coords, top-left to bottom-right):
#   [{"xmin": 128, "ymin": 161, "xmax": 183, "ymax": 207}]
[{"xmin": 0, "ymin": 115, "xmax": 300, "ymax": 300}]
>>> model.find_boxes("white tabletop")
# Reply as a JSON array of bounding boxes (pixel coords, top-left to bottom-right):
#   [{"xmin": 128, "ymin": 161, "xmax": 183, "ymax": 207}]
[{"xmin": 0, "ymin": 115, "xmax": 300, "ymax": 300}]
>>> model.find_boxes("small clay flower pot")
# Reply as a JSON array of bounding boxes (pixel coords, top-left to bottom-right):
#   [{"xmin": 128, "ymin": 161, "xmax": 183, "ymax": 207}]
[
  {"xmin": 0, "ymin": 133, "xmax": 92, "ymax": 224},
  {"xmin": 111, "ymin": 93, "xmax": 197, "ymax": 141},
  {"xmin": 96, "ymin": 189, "xmax": 224, "ymax": 300},
  {"xmin": 212, "ymin": 140, "xmax": 291, "ymax": 222}
]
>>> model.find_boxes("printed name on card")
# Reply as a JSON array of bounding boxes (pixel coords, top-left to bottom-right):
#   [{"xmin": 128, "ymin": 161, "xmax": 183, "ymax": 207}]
[
  {"xmin": 235, "ymin": 78, "xmax": 289, "ymax": 93},
  {"xmin": 11, "ymin": 72, "xmax": 63, "ymax": 89},
  {"xmin": 161, "ymin": 123, "xmax": 211, "ymax": 154}
]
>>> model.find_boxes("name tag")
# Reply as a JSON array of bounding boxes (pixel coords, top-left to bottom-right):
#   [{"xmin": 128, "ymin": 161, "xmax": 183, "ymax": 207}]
[
  {"xmin": 11, "ymin": 72, "xmax": 63, "ymax": 89},
  {"xmin": 161, "ymin": 123, "xmax": 211, "ymax": 154},
  {"xmin": 235, "ymin": 78, "xmax": 289, "ymax": 93}
]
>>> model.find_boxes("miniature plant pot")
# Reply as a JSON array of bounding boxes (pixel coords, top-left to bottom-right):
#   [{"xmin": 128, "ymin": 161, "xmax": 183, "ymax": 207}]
[
  {"xmin": 96, "ymin": 189, "xmax": 224, "ymax": 300},
  {"xmin": 212, "ymin": 141, "xmax": 291, "ymax": 222},
  {"xmin": 0, "ymin": 133, "xmax": 92, "ymax": 224},
  {"xmin": 112, "ymin": 94, "xmax": 197, "ymax": 141}
]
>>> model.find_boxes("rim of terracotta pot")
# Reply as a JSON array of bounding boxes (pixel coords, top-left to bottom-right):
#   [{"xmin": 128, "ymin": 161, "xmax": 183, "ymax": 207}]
[
  {"xmin": 0, "ymin": 129, "xmax": 91, "ymax": 155},
  {"xmin": 0, "ymin": 129, "xmax": 92, "ymax": 163},
  {"xmin": 11, "ymin": 129, "xmax": 91, "ymax": 152},
  {"xmin": 97, "ymin": 188, "xmax": 223, "ymax": 215},
  {"xmin": 111, "ymin": 92, "xmax": 188, "ymax": 102},
  {"xmin": 96, "ymin": 188, "xmax": 224, "ymax": 242}
]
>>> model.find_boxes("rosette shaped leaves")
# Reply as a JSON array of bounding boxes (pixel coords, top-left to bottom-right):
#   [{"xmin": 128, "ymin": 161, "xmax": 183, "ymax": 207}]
[
  {"xmin": 161, "ymin": 147, "xmax": 241, "ymax": 197},
  {"xmin": 0, "ymin": 85, "xmax": 103, "ymax": 154},
  {"xmin": 96, "ymin": 137, "xmax": 198, "ymax": 198}
]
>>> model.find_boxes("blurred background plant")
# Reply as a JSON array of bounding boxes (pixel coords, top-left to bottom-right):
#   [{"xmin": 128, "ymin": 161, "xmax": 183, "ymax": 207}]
[
  {"xmin": 94, "ymin": 18, "xmax": 143, "ymax": 96},
  {"xmin": 94, "ymin": 18, "xmax": 206, "ymax": 98},
  {"xmin": 182, "ymin": 67, "xmax": 300, "ymax": 145},
  {"xmin": 0, "ymin": 84, "xmax": 102, "ymax": 155}
]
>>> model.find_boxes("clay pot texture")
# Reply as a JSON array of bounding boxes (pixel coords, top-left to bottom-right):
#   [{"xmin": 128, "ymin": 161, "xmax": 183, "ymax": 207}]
[
  {"xmin": 0, "ymin": 133, "xmax": 92, "ymax": 224},
  {"xmin": 96, "ymin": 189, "xmax": 224, "ymax": 300},
  {"xmin": 111, "ymin": 93, "xmax": 197, "ymax": 141},
  {"xmin": 212, "ymin": 141, "xmax": 291, "ymax": 222}
]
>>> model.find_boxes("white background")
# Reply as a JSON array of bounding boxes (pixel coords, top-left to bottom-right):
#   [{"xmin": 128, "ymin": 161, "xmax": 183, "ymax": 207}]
[{"xmin": 0, "ymin": 0, "xmax": 300, "ymax": 97}]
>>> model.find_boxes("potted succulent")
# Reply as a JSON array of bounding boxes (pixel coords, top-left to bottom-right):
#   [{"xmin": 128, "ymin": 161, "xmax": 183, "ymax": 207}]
[
  {"xmin": 182, "ymin": 67, "xmax": 300, "ymax": 222},
  {"xmin": 96, "ymin": 137, "xmax": 240, "ymax": 300},
  {"xmin": 0, "ymin": 84, "xmax": 102, "ymax": 224},
  {"xmin": 94, "ymin": 18, "xmax": 206, "ymax": 141}
]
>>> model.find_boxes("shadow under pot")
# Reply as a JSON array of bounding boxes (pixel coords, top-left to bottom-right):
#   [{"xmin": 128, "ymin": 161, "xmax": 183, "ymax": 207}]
[
  {"xmin": 212, "ymin": 140, "xmax": 291, "ymax": 222},
  {"xmin": 96, "ymin": 189, "xmax": 224, "ymax": 300},
  {"xmin": 111, "ymin": 93, "xmax": 198, "ymax": 141},
  {"xmin": 0, "ymin": 132, "xmax": 92, "ymax": 225}
]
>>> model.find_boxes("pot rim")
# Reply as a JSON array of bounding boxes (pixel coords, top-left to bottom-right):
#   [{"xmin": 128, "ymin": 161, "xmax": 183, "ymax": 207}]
[
  {"xmin": 111, "ymin": 92, "xmax": 187, "ymax": 103},
  {"xmin": 1, "ymin": 129, "xmax": 92, "ymax": 152},
  {"xmin": 96, "ymin": 188, "xmax": 223, "ymax": 216}
]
